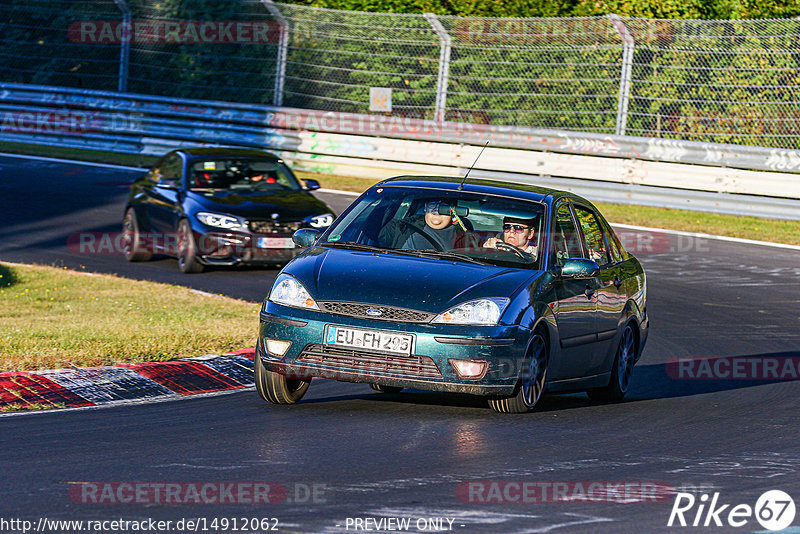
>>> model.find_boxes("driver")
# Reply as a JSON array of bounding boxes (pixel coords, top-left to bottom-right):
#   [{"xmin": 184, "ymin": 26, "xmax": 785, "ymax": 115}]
[
  {"xmin": 401, "ymin": 201, "xmax": 462, "ymax": 250},
  {"xmin": 483, "ymin": 216, "xmax": 537, "ymax": 256}
]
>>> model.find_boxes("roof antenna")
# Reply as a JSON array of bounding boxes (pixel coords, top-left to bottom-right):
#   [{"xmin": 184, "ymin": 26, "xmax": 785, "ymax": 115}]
[{"xmin": 458, "ymin": 140, "xmax": 489, "ymax": 191}]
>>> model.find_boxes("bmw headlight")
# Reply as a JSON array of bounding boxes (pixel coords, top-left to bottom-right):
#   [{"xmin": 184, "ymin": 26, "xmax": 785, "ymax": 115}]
[
  {"xmin": 309, "ymin": 213, "xmax": 334, "ymax": 228},
  {"xmin": 196, "ymin": 212, "xmax": 242, "ymax": 229},
  {"xmin": 432, "ymin": 298, "xmax": 509, "ymax": 326},
  {"xmin": 268, "ymin": 274, "xmax": 320, "ymax": 310}
]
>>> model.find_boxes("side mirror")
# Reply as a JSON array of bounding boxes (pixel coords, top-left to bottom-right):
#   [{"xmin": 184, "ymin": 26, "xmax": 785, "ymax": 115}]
[
  {"xmin": 292, "ymin": 228, "xmax": 321, "ymax": 248},
  {"xmin": 304, "ymin": 179, "xmax": 321, "ymax": 191},
  {"xmin": 156, "ymin": 180, "xmax": 179, "ymax": 190},
  {"xmin": 559, "ymin": 258, "xmax": 600, "ymax": 279}
]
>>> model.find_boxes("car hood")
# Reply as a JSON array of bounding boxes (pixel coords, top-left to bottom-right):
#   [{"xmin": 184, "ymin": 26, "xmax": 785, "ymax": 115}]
[
  {"xmin": 187, "ymin": 189, "xmax": 331, "ymax": 220},
  {"xmin": 285, "ymin": 247, "xmax": 541, "ymax": 314}
]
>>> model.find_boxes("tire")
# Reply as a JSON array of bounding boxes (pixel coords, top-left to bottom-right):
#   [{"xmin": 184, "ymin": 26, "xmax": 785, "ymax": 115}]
[
  {"xmin": 587, "ymin": 323, "xmax": 636, "ymax": 401},
  {"xmin": 489, "ymin": 331, "xmax": 548, "ymax": 414},
  {"xmin": 121, "ymin": 208, "xmax": 151, "ymax": 262},
  {"xmin": 177, "ymin": 219, "xmax": 204, "ymax": 273},
  {"xmin": 370, "ymin": 384, "xmax": 403, "ymax": 394},
  {"xmin": 254, "ymin": 352, "xmax": 310, "ymax": 405}
]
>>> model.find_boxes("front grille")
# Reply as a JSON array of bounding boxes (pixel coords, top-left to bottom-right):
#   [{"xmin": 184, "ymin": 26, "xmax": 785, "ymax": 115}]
[
  {"xmin": 297, "ymin": 344, "xmax": 442, "ymax": 379},
  {"xmin": 317, "ymin": 302, "xmax": 434, "ymax": 323},
  {"xmin": 247, "ymin": 220, "xmax": 301, "ymax": 234}
]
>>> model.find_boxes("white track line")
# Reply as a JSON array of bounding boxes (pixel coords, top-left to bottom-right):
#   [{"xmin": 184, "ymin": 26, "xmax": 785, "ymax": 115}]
[
  {"xmin": 611, "ymin": 223, "xmax": 800, "ymax": 251},
  {"xmin": 317, "ymin": 188, "xmax": 360, "ymax": 196}
]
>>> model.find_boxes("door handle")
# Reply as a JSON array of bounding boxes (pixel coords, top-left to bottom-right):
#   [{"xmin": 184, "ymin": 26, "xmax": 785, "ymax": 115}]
[{"xmin": 584, "ymin": 285, "xmax": 595, "ymax": 300}]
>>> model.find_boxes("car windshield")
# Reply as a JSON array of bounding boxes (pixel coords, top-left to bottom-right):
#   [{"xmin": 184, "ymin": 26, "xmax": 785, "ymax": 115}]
[
  {"xmin": 321, "ymin": 185, "xmax": 546, "ymax": 268},
  {"xmin": 188, "ymin": 158, "xmax": 301, "ymax": 191}
]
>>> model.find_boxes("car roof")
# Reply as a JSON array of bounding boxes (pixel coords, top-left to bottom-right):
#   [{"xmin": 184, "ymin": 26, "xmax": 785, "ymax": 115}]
[
  {"xmin": 174, "ymin": 147, "xmax": 282, "ymax": 160},
  {"xmin": 377, "ymin": 175, "xmax": 594, "ymax": 206}
]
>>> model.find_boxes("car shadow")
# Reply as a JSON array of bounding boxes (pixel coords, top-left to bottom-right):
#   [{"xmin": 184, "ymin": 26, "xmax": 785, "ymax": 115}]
[
  {"xmin": 629, "ymin": 352, "xmax": 799, "ymax": 400},
  {"xmin": 533, "ymin": 350, "xmax": 800, "ymax": 413},
  {"xmin": 294, "ymin": 351, "xmax": 799, "ymax": 412}
]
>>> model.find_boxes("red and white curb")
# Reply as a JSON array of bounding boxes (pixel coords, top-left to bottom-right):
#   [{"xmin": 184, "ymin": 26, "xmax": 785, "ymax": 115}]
[{"xmin": 0, "ymin": 348, "xmax": 255, "ymax": 411}]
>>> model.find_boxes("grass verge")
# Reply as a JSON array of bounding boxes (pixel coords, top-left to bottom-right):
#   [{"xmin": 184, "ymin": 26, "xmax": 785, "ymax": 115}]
[
  {"xmin": 594, "ymin": 202, "xmax": 800, "ymax": 246},
  {"xmin": 0, "ymin": 262, "xmax": 259, "ymax": 372},
  {"xmin": 2, "ymin": 143, "xmax": 797, "ymax": 246}
]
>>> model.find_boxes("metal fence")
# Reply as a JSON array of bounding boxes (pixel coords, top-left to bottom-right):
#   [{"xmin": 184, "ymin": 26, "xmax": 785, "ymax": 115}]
[{"xmin": 2, "ymin": 1, "xmax": 800, "ymax": 148}]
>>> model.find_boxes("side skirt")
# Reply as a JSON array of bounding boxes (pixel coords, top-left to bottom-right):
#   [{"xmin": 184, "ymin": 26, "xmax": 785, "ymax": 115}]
[{"xmin": 546, "ymin": 372, "xmax": 611, "ymax": 393}]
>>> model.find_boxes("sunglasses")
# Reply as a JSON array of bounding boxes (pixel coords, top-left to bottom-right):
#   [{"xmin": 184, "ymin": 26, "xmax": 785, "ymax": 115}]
[
  {"xmin": 503, "ymin": 224, "xmax": 530, "ymax": 233},
  {"xmin": 425, "ymin": 201, "xmax": 450, "ymax": 214}
]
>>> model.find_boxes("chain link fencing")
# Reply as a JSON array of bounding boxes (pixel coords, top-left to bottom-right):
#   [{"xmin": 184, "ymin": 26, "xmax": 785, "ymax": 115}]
[{"xmin": 1, "ymin": 0, "xmax": 800, "ymax": 148}]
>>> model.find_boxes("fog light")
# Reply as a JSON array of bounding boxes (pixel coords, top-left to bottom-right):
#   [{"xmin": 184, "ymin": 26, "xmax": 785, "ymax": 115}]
[
  {"xmin": 265, "ymin": 338, "xmax": 292, "ymax": 357},
  {"xmin": 449, "ymin": 359, "xmax": 488, "ymax": 379}
]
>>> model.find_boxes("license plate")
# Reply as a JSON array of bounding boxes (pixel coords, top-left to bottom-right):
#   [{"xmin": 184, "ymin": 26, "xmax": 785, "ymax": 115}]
[
  {"xmin": 325, "ymin": 325, "xmax": 413, "ymax": 356},
  {"xmin": 256, "ymin": 237, "xmax": 294, "ymax": 249}
]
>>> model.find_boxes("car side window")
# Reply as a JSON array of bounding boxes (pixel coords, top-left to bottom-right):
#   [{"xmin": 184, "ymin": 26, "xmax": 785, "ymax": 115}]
[
  {"xmin": 551, "ymin": 202, "xmax": 583, "ymax": 266},
  {"xmin": 599, "ymin": 217, "xmax": 625, "ymax": 264},
  {"xmin": 574, "ymin": 205, "xmax": 611, "ymax": 266},
  {"xmin": 157, "ymin": 155, "xmax": 182, "ymax": 186}
]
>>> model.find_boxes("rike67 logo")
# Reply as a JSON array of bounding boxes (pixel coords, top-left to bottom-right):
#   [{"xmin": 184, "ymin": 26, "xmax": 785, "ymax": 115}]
[{"xmin": 668, "ymin": 490, "xmax": 796, "ymax": 531}]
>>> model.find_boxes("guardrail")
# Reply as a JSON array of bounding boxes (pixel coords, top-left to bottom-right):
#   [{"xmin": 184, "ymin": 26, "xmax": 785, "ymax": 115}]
[{"xmin": 1, "ymin": 82, "xmax": 799, "ymax": 219}]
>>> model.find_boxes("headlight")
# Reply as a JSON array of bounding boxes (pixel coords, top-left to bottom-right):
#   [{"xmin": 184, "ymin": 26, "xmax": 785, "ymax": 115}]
[
  {"xmin": 196, "ymin": 212, "xmax": 242, "ymax": 229},
  {"xmin": 432, "ymin": 298, "xmax": 509, "ymax": 326},
  {"xmin": 268, "ymin": 274, "xmax": 319, "ymax": 310},
  {"xmin": 309, "ymin": 213, "xmax": 334, "ymax": 228}
]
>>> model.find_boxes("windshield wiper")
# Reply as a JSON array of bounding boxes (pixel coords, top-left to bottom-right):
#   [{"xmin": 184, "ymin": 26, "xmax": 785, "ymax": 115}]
[
  {"xmin": 324, "ymin": 243, "xmax": 488, "ymax": 265},
  {"xmin": 396, "ymin": 249, "xmax": 487, "ymax": 265},
  {"xmin": 323, "ymin": 242, "xmax": 387, "ymax": 252}
]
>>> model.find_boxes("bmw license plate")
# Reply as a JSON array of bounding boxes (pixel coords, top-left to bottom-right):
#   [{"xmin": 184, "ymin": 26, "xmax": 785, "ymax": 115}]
[
  {"xmin": 256, "ymin": 237, "xmax": 294, "ymax": 249},
  {"xmin": 325, "ymin": 325, "xmax": 413, "ymax": 356}
]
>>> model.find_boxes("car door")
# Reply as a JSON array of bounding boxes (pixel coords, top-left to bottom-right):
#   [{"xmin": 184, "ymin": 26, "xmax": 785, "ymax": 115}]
[
  {"xmin": 145, "ymin": 153, "xmax": 184, "ymax": 252},
  {"xmin": 573, "ymin": 204, "xmax": 627, "ymax": 375},
  {"xmin": 548, "ymin": 200, "xmax": 598, "ymax": 380}
]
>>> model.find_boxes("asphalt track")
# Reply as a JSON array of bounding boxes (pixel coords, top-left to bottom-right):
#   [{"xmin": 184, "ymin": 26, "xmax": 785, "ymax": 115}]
[{"xmin": 1, "ymin": 154, "xmax": 800, "ymax": 533}]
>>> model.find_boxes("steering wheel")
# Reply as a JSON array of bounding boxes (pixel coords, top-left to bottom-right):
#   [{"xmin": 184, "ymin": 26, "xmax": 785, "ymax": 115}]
[
  {"xmin": 397, "ymin": 220, "xmax": 445, "ymax": 251},
  {"xmin": 495, "ymin": 240, "xmax": 530, "ymax": 260}
]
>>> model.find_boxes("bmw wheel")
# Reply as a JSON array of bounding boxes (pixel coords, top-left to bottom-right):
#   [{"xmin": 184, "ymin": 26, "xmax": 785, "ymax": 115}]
[
  {"xmin": 489, "ymin": 331, "xmax": 547, "ymax": 414},
  {"xmin": 121, "ymin": 208, "xmax": 151, "ymax": 262},
  {"xmin": 177, "ymin": 219, "xmax": 204, "ymax": 273},
  {"xmin": 587, "ymin": 323, "xmax": 636, "ymax": 401},
  {"xmin": 254, "ymin": 352, "xmax": 310, "ymax": 405}
]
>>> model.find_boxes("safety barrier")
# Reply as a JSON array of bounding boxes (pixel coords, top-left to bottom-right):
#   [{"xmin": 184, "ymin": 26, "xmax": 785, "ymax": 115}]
[{"xmin": 1, "ymin": 82, "xmax": 799, "ymax": 218}]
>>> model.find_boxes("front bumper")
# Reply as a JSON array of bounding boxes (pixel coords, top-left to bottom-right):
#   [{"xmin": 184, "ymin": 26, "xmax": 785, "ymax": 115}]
[
  {"xmin": 192, "ymin": 231, "xmax": 301, "ymax": 266},
  {"xmin": 257, "ymin": 303, "xmax": 530, "ymax": 397}
]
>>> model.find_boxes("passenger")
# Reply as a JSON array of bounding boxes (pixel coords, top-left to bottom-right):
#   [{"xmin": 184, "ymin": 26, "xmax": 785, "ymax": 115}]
[{"xmin": 483, "ymin": 216, "xmax": 538, "ymax": 256}]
